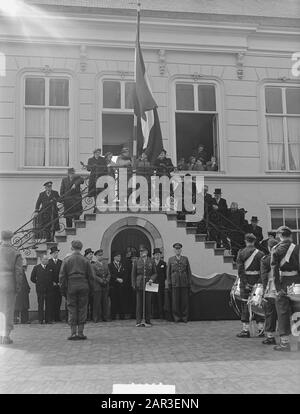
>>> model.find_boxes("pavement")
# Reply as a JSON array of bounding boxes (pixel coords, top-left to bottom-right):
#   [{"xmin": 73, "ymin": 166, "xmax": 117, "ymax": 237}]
[{"xmin": 0, "ymin": 320, "xmax": 300, "ymax": 394}]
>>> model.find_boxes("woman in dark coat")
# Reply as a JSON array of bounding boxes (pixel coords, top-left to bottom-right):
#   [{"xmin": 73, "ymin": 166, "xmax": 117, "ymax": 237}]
[{"xmin": 14, "ymin": 264, "xmax": 30, "ymax": 324}]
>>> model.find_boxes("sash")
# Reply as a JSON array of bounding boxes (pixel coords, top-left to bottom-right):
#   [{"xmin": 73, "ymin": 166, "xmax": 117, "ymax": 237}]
[
  {"xmin": 245, "ymin": 249, "xmax": 259, "ymax": 271},
  {"xmin": 280, "ymin": 243, "xmax": 296, "ymax": 268}
]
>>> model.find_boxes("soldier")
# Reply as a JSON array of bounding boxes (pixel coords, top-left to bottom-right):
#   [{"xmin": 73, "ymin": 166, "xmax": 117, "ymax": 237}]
[
  {"xmin": 93, "ymin": 249, "xmax": 110, "ymax": 322},
  {"xmin": 48, "ymin": 246, "xmax": 62, "ymax": 322},
  {"xmin": 84, "ymin": 248, "xmax": 95, "ymax": 321},
  {"xmin": 0, "ymin": 230, "xmax": 23, "ymax": 344},
  {"xmin": 260, "ymin": 238, "xmax": 279, "ymax": 345},
  {"xmin": 167, "ymin": 243, "xmax": 192, "ymax": 323},
  {"xmin": 131, "ymin": 246, "xmax": 157, "ymax": 327},
  {"xmin": 152, "ymin": 248, "xmax": 167, "ymax": 319},
  {"xmin": 59, "ymin": 240, "xmax": 94, "ymax": 340},
  {"xmin": 236, "ymin": 233, "xmax": 265, "ymax": 338},
  {"xmin": 60, "ymin": 167, "xmax": 84, "ymax": 228},
  {"xmin": 272, "ymin": 226, "xmax": 300, "ymax": 351}
]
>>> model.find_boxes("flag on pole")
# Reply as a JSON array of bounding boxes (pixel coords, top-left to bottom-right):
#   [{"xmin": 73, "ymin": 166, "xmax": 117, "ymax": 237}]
[{"xmin": 134, "ymin": 5, "xmax": 163, "ymax": 163}]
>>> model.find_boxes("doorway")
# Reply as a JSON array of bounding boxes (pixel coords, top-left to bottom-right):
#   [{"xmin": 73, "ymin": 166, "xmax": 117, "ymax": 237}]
[{"xmin": 110, "ymin": 228, "xmax": 152, "ymax": 261}]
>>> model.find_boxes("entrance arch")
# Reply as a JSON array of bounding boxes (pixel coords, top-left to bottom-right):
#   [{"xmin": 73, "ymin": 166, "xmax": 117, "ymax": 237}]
[
  {"xmin": 100, "ymin": 216, "xmax": 164, "ymax": 261},
  {"xmin": 111, "ymin": 228, "xmax": 151, "ymax": 260}
]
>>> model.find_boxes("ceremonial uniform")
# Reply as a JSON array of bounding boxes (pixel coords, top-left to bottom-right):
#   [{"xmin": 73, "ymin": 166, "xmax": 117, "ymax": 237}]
[
  {"xmin": 167, "ymin": 254, "xmax": 192, "ymax": 322},
  {"xmin": 93, "ymin": 259, "xmax": 110, "ymax": 322},
  {"xmin": 272, "ymin": 240, "xmax": 300, "ymax": 337},
  {"xmin": 34, "ymin": 189, "xmax": 60, "ymax": 241},
  {"xmin": 131, "ymin": 257, "xmax": 157, "ymax": 325},
  {"xmin": 260, "ymin": 253, "xmax": 277, "ymax": 341},
  {"xmin": 31, "ymin": 263, "xmax": 54, "ymax": 323},
  {"xmin": 48, "ymin": 256, "xmax": 62, "ymax": 321}
]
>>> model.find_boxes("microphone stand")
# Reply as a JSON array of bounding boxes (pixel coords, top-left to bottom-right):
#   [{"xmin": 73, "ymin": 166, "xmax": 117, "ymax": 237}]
[{"xmin": 140, "ymin": 261, "xmax": 146, "ymax": 327}]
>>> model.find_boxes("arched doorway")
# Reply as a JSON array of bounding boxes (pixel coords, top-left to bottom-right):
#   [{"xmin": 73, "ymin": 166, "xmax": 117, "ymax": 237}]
[{"xmin": 111, "ymin": 228, "xmax": 151, "ymax": 260}]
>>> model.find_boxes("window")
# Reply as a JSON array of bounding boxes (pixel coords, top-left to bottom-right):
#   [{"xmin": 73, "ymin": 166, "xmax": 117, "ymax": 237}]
[
  {"xmin": 264, "ymin": 85, "xmax": 300, "ymax": 171},
  {"xmin": 102, "ymin": 79, "xmax": 134, "ymax": 155},
  {"xmin": 270, "ymin": 207, "xmax": 300, "ymax": 243},
  {"xmin": 175, "ymin": 82, "xmax": 219, "ymax": 171},
  {"xmin": 24, "ymin": 76, "xmax": 70, "ymax": 167}
]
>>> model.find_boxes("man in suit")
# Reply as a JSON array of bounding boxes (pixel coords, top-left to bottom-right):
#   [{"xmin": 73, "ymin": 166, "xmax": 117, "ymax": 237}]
[
  {"xmin": 0, "ymin": 230, "xmax": 23, "ymax": 344},
  {"xmin": 86, "ymin": 148, "xmax": 107, "ymax": 211},
  {"xmin": 108, "ymin": 251, "xmax": 127, "ymax": 320},
  {"xmin": 132, "ymin": 246, "xmax": 157, "ymax": 327},
  {"xmin": 60, "ymin": 168, "xmax": 84, "ymax": 228},
  {"xmin": 59, "ymin": 240, "xmax": 95, "ymax": 340},
  {"xmin": 34, "ymin": 181, "xmax": 60, "ymax": 241},
  {"xmin": 14, "ymin": 260, "xmax": 31, "ymax": 324},
  {"xmin": 30, "ymin": 254, "xmax": 53, "ymax": 324},
  {"xmin": 92, "ymin": 249, "xmax": 110, "ymax": 322},
  {"xmin": 152, "ymin": 248, "xmax": 167, "ymax": 319},
  {"xmin": 209, "ymin": 188, "xmax": 229, "ymax": 248},
  {"xmin": 272, "ymin": 226, "xmax": 300, "ymax": 351},
  {"xmin": 167, "ymin": 243, "xmax": 192, "ymax": 323},
  {"xmin": 246, "ymin": 216, "xmax": 264, "ymax": 248},
  {"xmin": 48, "ymin": 246, "xmax": 62, "ymax": 322},
  {"xmin": 236, "ymin": 233, "xmax": 265, "ymax": 338}
]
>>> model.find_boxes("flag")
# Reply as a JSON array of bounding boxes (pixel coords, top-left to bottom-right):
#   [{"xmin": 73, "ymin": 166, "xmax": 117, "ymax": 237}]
[{"xmin": 134, "ymin": 7, "xmax": 163, "ymax": 163}]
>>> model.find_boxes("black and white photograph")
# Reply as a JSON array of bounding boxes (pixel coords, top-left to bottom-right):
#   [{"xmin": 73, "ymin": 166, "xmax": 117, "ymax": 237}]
[{"xmin": 0, "ymin": 0, "xmax": 300, "ymax": 398}]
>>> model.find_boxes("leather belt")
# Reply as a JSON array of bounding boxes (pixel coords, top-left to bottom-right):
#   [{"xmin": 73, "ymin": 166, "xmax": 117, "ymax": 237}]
[
  {"xmin": 245, "ymin": 271, "xmax": 259, "ymax": 275},
  {"xmin": 279, "ymin": 271, "xmax": 298, "ymax": 277}
]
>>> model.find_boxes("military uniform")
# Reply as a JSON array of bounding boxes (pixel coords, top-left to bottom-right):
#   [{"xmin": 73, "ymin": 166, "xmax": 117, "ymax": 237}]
[
  {"xmin": 131, "ymin": 257, "xmax": 157, "ymax": 324},
  {"xmin": 260, "ymin": 253, "xmax": 277, "ymax": 342},
  {"xmin": 236, "ymin": 245, "xmax": 265, "ymax": 327},
  {"xmin": 167, "ymin": 255, "xmax": 192, "ymax": 322},
  {"xmin": 272, "ymin": 240, "xmax": 300, "ymax": 338},
  {"xmin": 34, "ymin": 188, "xmax": 60, "ymax": 241},
  {"xmin": 92, "ymin": 260, "xmax": 110, "ymax": 322}
]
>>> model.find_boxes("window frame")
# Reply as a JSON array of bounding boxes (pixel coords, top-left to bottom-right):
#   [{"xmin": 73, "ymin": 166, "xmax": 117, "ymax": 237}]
[
  {"xmin": 170, "ymin": 77, "xmax": 225, "ymax": 172},
  {"xmin": 261, "ymin": 82, "xmax": 300, "ymax": 173},
  {"xmin": 19, "ymin": 71, "xmax": 73, "ymax": 170},
  {"xmin": 269, "ymin": 205, "xmax": 300, "ymax": 244}
]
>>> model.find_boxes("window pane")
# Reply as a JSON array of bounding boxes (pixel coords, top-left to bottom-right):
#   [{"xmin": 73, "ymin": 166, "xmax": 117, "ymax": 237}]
[
  {"xmin": 176, "ymin": 84, "xmax": 194, "ymax": 111},
  {"xmin": 286, "ymin": 88, "xmax": 300, "ymax": 114},
  {"xmin": 265, "ymin": 87, "xmax": 283, "ymax": 114},
  {"xmin": 125, "ymin": 82, "xmax": 135, "ymax": 109},
  {"xmin": 271, "ymin": 208, "xmax": 283, "ymax": 229},
  {"xmin": 103, "ymin": 81, "xmax": 121, "ymax": 108},
  {"xmin": 24, "ymin": 109, "xmax": 45, "ymax": 166},
  {"xmin": 266, "ymin": 117, "xmax": 285, "ymax": 170},
  {"xmin": 285, "ymin": 209, "xmax": 297, "ymax": 229},
  {"xmin": 25, "ymin": 138, "xmax": 45, "ymax": 166},
  {"xmin": 49, "ymin": 109, "xmax": 69, "ymax": 166},
  {"xmin": 49, "ymin": 79, "xmax": 69, "ymax": 106},
  {"xmin": 102, "ymin": 113, "xmax": 134, "ymax": 155},
  {"xmin": 287, "ymin": 117, "xmax": 300, "ymax": 170},
  {"xmin": 25, "ymin": 108, "xmax": 45, "ymax": 137},
  {"xmin": 25, "ymin": 78, "xmax": 45, "ymax": 105},
  {"xmin": 198, "ymin": 85, "xmax": 216, "ymax": 111}
]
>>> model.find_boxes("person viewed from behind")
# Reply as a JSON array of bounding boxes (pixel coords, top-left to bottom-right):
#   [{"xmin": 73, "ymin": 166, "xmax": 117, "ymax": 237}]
[
  {"xmin": 60, "ymin": 167, "xmax": 84, "ymax": 228},
  {"xmin": 59, "ymin": 240, "xmax": 95, "ymax": 340},
  {"xmin": 31, "ymin": 254, "xmax": 53, "ymax": 324},
  {"xmin": 92, "ymin": 249, "xmax": 110, "ymax": 322},
  {"xmin": 14, "ymin": 260, "xmax": 31, "ymax": 324},
  {"xmin": 0, "ymin": 230, "xmax": 23, "ymax": 344}
]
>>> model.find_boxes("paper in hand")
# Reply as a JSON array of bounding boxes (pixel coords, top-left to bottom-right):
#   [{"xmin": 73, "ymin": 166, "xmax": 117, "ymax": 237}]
[{"xmin": 145, "ymin": 282, "xmax": 159, "ymax": 293}]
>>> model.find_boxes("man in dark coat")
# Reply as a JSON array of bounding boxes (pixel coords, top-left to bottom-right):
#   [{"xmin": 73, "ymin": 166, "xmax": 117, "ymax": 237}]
[
  {"xmin": 152, "ymin": 248, "xmax": 167, "ymax": 319},
  {"xmin": 30, "ymin": 254, "xmax": 53, "ymax": 324},
  {"xmin": 34, "ymin": 181, "xmax": 60, "ymax": 241},
  {"xmin": 0, "ymin": 230, "xmax": 23, "ymax": 344},
  {"xmin": 59, "ymin": 240, "xmax": 95, "ymax": 340},
  {"xmin": 47, "ymin": 246, "xmax": 62, "ymax": 322},
  {"xmin": 108, "ymin": 251, "xmax": 128, "ymax": 320},
  {"xmin": 84, "ymin": 248, "xmax": 95, "ymax": 320},
  {"xmin": 87, "ymin": 148, "xmax": 107, "ymax": 198},
  {"xmin": 246, "ymin": 216, "xmax": 264, "ymax": 248},
  {"xmin": 14, "ymin": 261, "xmax": 30, "ymax": 324},
  {"xmin": 167, "ymin": 243, "xmax": 192, "ymax": 323},
  {"xmin": 60, "ymin": 168, "xmax": 84, "ymax": 228},
  {"xmin": 132, "ymin": 246, "xmax": 157, "ymax": 327},
  {"xmin": 153, "ymin": 150, "xmax": 174, "ymax": 178},
  {"xmin": 236, "ymin": 233, "xmax": 265, "ymax": 338},
  {"xmin": 209, "ymin": 188, "xmax": 229, "ymax": 248},
  {"xmin": 272, "ymin": 226, "xmax": 300, "ymax": 351}
]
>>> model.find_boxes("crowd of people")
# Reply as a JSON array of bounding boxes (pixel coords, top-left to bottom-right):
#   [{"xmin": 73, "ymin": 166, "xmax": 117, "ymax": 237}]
[{"xmin": 177, "ymin": 144, "xmax": 218, "ymax": 172}]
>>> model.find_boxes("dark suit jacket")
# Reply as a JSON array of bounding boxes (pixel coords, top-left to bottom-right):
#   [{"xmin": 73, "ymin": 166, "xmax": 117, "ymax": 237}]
[
  {"xmin": 154, "ymin": 157, "xmax": 174, "ymax": 177},
  {"xmin": 47, "ymin": 258, "xmax": 62, "ymax": 284},
  {"xmin": 30, "ymin": 264, "xmax": 53, "ymax": 292},
  {"xmin": 246, "ymin": 224, "xmax": 263, "ymax": 244},
  {"xmin": 211, "ymin": 197, "xmax": 228, "ymax": 217},
  {"xmin": 154, "ymin": 259, "xmax": 167, "ymax": 288},
  {"xmin": 271, "ymin": 240, "xmax": 300, "ymax": 291},
  {"xmin": 34, "ymin": 190, "xmax": 60, "ymax": 230},
  {"xmin": 60, "ymin": 175, "xmax": 84, "ymax": 217},
  {"xmin": 108, "ymin": 261, "xmax": 128, "ymax": 289}
]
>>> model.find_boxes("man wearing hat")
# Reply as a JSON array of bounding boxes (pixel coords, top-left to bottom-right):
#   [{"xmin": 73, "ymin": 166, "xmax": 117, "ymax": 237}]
[
  {"xmin": 131, "ymin": 246, "xmax": 157, "ymax": 327},
  {"xmin": 48, "ymin": 246, "xmax": 63, "ymax": 322},
  {"xmin": 260, "ymin": 238, "xmax": 279, "ymax": 345},
  {"xmin": 92, "ymin": 249, "xmax": 110, "ymax": 322},
  {"xmin": 108, "ymin": 251, "xmax": 128, "ymax": 320},
  {"xmin": 152, "ymin": 248, "xmax": 167, "ymax": 319},
  {"xmin": 60, "ymin": 168, "xmax": 84, "ymax": 228},
  {"xmin": 59, "ymin": 240, "xmax": 95, "ymax": 340},
  {"xmin": 210, "ymin": 188, "xmax": 229, "ymax": 249},
  {"xmin": 0, "ymin": 230, "xmax": 23, "ymax": 344},
  {"xmin": 84, "ymin": 248, "xmax": 95, "ymax": 320},
  {"xmin": 86, "ymin": 149, "xmax": 107, "ymax": 209},
  {"xmin": 34, "ymin": 181, "xmax": 60, "ymax": 242},
  {"xmin": 271, "ymin": 226, "xmax": 300, "ymax": 351},
  {"xmin": 167, "ymin": 243, "xmax": 192, "ymax": 323},
  {"xmin": 236, "ymin": 233, "xmax": 265, "ymax": 338},
  {"xmin": 246, "ymin": 216, "xmax": 264, "ymax": 248}
]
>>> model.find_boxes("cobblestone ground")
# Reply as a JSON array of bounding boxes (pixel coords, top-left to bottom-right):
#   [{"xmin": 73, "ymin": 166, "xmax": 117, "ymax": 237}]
[{"xmin": 0, "ymin": 320, "xmax": 299, "ymax": 394}]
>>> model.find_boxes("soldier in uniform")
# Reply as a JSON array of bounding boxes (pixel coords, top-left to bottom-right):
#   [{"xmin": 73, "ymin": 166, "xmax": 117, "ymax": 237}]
[
  {"xmin": 59, "ymin": 240, "xmax": 95, "ymax": 340},
  {"xmin": 260, "ymin": 238, "xmax": 279, "ymax": 345},
  {"xmin": 84, "ymin": 248, "xmax": 95, "ymax": 321},
  {"xmin": 0, "ymin": 230, "xmax": 23, "ymax": 344},
  {"xmin": 236, "ymin": 233, "xmax": 265, "ymax": 338},
  {"xmin": 167, "ymin": 243, "xmax": 192, "ymax": 323},
  {"xmin": 152, "ymin": 248, "xmax": 167, "ymax": 319},
  {"xmin": 34, "ymin": 181, "xmax": 60, "ymax": 241},
  {"xmin": 131, "ymin": 246, "xmax": 157, "ymax": 327},
  {"xmin": 48, "ymin": 246, "xmax": 62, "ymax": 322},
  {"xmin": 272, "ymin": 226, "xmax": 300, "ymax": 351},
  {"xmin": 92, "ymin": 249, "xmax": 110, "ymax": 322}
]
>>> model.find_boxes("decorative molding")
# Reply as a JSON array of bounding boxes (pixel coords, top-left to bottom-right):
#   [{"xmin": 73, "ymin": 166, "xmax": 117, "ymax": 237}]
[
  {"xmin": 117, "ymin": 71, "xmax": 132, "ymax": 79},
  {"xmin": 277, "ymin": 76, "xmax": 290, "ymax": 82},
  {"xmin": 40, "ymin": 64, "xmax": 53, "ymax": 75},
  {"xmin": 236, "ymin": 52, "xmax": 245, "ymax": 79},
  {"xmin": 191, "ymin": 72, "xmax": 203, "ymax": 82},
  {"xmin": 79, "ymin": 45, "xmax": 88, "ymax": 72},
  {"xmin": 158, "ymin": 49, "xmax": 166, "ymax": 75}
]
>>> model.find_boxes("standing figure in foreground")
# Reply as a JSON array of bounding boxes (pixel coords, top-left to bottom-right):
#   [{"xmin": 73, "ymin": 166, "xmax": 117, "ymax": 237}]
[
  {"xmin": 0, "ymin": 230, "xmax": 23, "ymax": 344},
  {"xmin": 59, "ymin": 240, "xmax": 95, "ymax": 340},
  {"xmin": 152, "ymin": 248, "xmax": 167, "ymax": 319},
  {"xmin": 108, "ymin": 251, "xmax": 127, "ymax": 320},
  {"xmin": 167, "ymin": 243, "xmax": 192, "ymax": 323},
  {"xmin": 14, "ymin": 260, "xmax": 31, "ymax": 324},
  {"xmin": 272, "ymin": 226, "xmax": 300, "ymax": 351},
  {"xmin": 132, "ymin": 246, "xmax": 157, "ymax": 327},
  {"xmin": 92, "ymin": 249, "xmax": 110, "ymax": 322},
  {"xmin": 60, "ymin": 168, "xmax": 84, "ymax": 228},
  {"xmin": 47, "ymin": 246, "xmax": 62, "ymax": 322},
  {"xmin": 34, "ymin": 181, "xmax": 60, "ymax": 241},
  {"xmin": 236, "ymin": 233, "xmax": 265, "ymax": 338}
]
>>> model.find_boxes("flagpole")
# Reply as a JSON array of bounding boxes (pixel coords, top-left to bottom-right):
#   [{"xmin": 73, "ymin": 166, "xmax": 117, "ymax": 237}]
[{"xmin": 132, "ymin": 1, "xmax": 141, "ymax": 171}]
